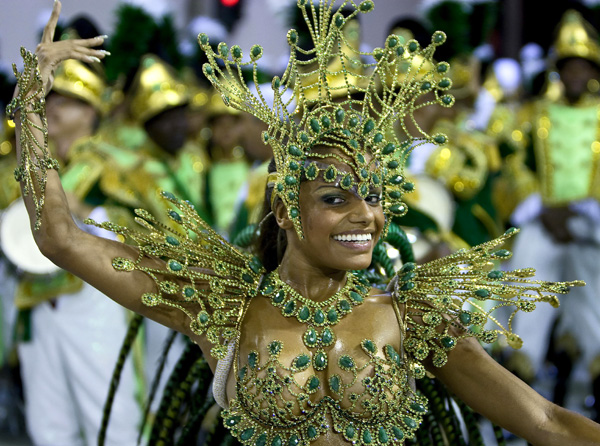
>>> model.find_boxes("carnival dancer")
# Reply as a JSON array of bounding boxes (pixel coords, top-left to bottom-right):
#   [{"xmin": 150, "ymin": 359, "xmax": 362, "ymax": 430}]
[{"xmin": 8, "ymin": 1, "xmax": 600, "ymax": 445}]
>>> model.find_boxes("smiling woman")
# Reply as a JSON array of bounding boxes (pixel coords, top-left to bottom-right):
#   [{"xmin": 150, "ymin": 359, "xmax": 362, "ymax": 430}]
[{"xmin": 9, "ymin": 0, "xmax": 600, "ymax": 445}]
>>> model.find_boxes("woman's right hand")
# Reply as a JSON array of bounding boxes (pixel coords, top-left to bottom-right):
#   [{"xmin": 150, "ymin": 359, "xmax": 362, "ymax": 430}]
[{"xmin": 35, "ymin": 0, "xmax": 108, "ymax": 95}]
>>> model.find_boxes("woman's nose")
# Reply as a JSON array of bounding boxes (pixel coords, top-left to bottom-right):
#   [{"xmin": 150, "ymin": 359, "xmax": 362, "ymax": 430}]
[{"xmin": 348, "ymin": 197, "xmax": 375, "ymax": 224}]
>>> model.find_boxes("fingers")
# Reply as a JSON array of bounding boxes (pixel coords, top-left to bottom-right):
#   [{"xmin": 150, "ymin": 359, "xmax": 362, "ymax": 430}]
[
  {"xmin": 41, "ymin": 0, "xmax": 62, "ymax": 44},
  {"xmin": 70, "ymin": 35, "xmax": 109, "ymax": 48}
]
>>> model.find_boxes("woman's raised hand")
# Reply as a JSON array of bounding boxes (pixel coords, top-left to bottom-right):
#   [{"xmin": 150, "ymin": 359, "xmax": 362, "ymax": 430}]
[{"xmin": 35, "ymin": 0, "xmax": 108, "ymax": 95}]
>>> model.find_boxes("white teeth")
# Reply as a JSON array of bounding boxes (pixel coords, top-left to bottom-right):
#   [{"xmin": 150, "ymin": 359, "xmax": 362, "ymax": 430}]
[{"xmin": 333, "ymin": 233, "xmax": 372, "ymax": 242}]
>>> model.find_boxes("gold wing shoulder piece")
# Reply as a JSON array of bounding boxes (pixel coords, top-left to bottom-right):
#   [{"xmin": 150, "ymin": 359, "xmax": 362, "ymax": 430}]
[
  {"xmin": 389, "ymin": 227, "xmax": 584, "ymax": 368},
  {"xmin": 85, "ymin": 191, "xmax": 266, "ymax": 359},
  {"xmin": 7, "ymin": 48, "xmax": 59, "ymax": 230}
]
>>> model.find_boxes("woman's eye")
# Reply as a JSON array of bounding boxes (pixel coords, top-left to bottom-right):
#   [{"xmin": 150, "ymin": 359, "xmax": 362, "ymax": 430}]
[
  {"xmin": 322, "ymin": 195, "xmax": 345, "ymax": 205},
  {"xmin": 366, "ymin": 193, "xmax": 382, "ymax": 204}
]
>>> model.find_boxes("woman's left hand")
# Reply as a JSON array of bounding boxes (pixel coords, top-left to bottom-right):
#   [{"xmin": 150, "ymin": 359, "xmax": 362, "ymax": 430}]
[{"xmin": 35, "ymin": 0, "xmax": 108, "ymax": 95}]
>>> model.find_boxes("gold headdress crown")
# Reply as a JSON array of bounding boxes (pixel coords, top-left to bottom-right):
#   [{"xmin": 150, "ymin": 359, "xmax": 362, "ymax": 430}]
[
  {"xmin": 552, "ymin": 9, "xmax": 600, "ymax": 67},
  {"xmin": 129, "ymin": 54, "xmax": 190, "ymax": 124},
  {"xmin": 52, "ymin": 59, "xmax": 110, "ymax": 116},
  {"xmin": 198, "ymin": 0, "xmax": 453, "ymax": 237}
]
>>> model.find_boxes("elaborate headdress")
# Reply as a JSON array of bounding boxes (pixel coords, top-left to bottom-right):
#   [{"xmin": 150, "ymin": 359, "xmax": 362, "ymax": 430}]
[
  {"xmin": 129, "ymin": 54, "xmax": 190, "ymax": 124},
  {"xmin": 551, "ymin": 9, "xmax": 600, "ymax": 68},
  {"xmin": 198, "ymin": 0, "xmax": 454, "ymax": 238},
  {"xmin": 52, "ymin": 59, "xmax": 111, "ymax": 116}
]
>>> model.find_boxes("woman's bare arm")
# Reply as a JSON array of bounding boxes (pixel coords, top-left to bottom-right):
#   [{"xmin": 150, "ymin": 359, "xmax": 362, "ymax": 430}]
[
  {"xmin": 433, "ymin": 337, "xmax": 600, "ymax": 446},
  {"xmin": 12, "ymin": 1, "xmax": 199, "ymax": 340}
]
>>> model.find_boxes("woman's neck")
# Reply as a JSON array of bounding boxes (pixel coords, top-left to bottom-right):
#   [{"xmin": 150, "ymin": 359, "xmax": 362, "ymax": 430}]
[{"xmin": 276, "ymin": 252, "xmax": 347, "ymax": 303}]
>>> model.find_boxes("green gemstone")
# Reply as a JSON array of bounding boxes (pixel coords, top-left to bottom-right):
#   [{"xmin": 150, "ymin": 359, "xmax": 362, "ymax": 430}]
[
  {"xmin": 248, "ymin": 351, "xmax": 258, "ymax": 369},
  {"xmin": 442, "ymin": 95, "xmax": 453, "ymax": 105},
  {"xmin": 320, "ymin": 328, "xmax": 333, "ymax": 346},
  {"xmin": 249, "ymin": 257, "xmax": 263, "ymax": 274},
  {"xmin": 363, "ymin": 119, "xmax": 375, "ymax": 134},
  {"xmin": 325, "ymin": 167, "xmax": 336, "ymax": 180},
  {"xmin": 391, "ymin": 204, "xmax": 407, "ymax": 215},
  {"xmin": 438, "ymin": 78, "xmax": 450, "ymax": 88},
  {"xmin": 342, "ymin": 175, "xmax": 353, "ymax": 188},
  {"xmin": 505, "ymin": 226, "xmax": 518, "ymax": 235},
  {"xmin": 494, "ymin": 249, "xmax": 511, "ymax": 257},
  {"xmin": 390, "ymin": 175, "xmax": 403, "ymax": 185},
  {"xmin": 288, "ymin": 434, "xmax": 300, "ymax": 446},
  {"xmin": 289, "ymin": 208, "xmax": 299, "ymax": 218},
  {"xmin": 298, "ymin": 306, "xmax": 310, "ymax": 322},
  {"xmin": 372, "ymin": 173, "xmax": 380, "ymax": 184},
  {"xmin": 169, "ymin": 260, "xmax": 182, "ymax": 271},
  {"xmin": 335, "ymin": 14, "xmax": 344, "ymax": 28},
  {"xmin": 307, "ymin": 426, "xmax": 318, "ymax": 439},
  {"xmin": 437, "ymin": 63, "xmax": 448, "ymax": 73},
  {"xmin": 198, "ymin": 312, "xmax": 209, "ymax": 324},
  {"xmin": 285, "ymin": 175, "xmax": 297, "ymax": 185},
  {"xmin": 404, "ymin": 417, "xmax": 417, "ymax": 429},
  {"xmin": 434, "ymin": 134, "xmax": 446, "ymax": 144},
  {"xmin": 283, "ymin": 300, "xmax": 296, "ymax": 315},
  {"xmin": 433, "ymin": 31, "xmax": 445, "ymax": 43},
  {"xmin": 408, "ymin": 41, "xmax": 418, "ymax": 52},
  {"xmin": 306, "ymin": 165, "xmax": 317, "ymax": 179},
  {"xmin": 402, "ymin": 182, "xmax": 414, "ymax": 191},
  {"xmin": 392, "ymin": 427, "xmax": 404, "ymax": 440},
  {"xmin": 288, "ymin": 161, "xmax": 299, "ymax": 171},
  {"xmin": 349, "ymin": 117, "xmax": 359, "ymax": 127},
  {"xmin": 232, "ymin": 46, "xmax": 242, "ymax": 59},
  {"xmin": 314, "ymin": 310, "xmax": 325, "ymax": 324},
  {"xmin": 329, "ymin": 375, "xmax": 340, "ymax": 393},
  {"xmin": 308, "ymin": 375, "xmax": 320, "ymax": 391},
  {"xmin": 199, "ymin": 34, "xmax": 209, "ymax": 45},
  {"xmin": 359, "ymin": 0, "xmax": 374, "ymax": 12},
  {"xmin": 378, "ymin": 427, "xmax": 389, "ymax": 443},
  {"xmin": 475, "ymin": 289, "xmax": 490, "ymax": 298},
  {"xmin": 345, "ymin": 425, "xmax": 356, "ymax": 439},
  {"xmin": 255, "ymin": 434, "xmax": 267, "ymax": 446},
  {"xmin": 277, "ymin": 184, "xmax": 284, "ymax": 192},
  {"xmin": 184, "ymin": 287, "xmax": 195, "ymax": 298},
  {"xmin": 166, "ymin": 236, "xmax": 179, "ymax": 245},
  {"xmin": 310, "ymin": 118, "xmax": 321, "ymax": 133},
  {"xmin": 388, "ymin": 37, "xmax": 398, "ymax": 48},
  {"xmin": 373, "ymin": 132, "xmax": 384, "ymax": 143},
  {"xmin": 321, "ymin": 116, "xmax": 331, "ymax": 128},
  {"xmin": 389, "ymin": 190, "xmax": 401, "ymax": 199},
  {"xmin": 304, "ymin": 328, "xmax": 317, "ymax": 346},
  {"xmin": 251, "ymin": 45, "xmax": 262, "ymax": 58},
  {"xmin": 382, "ymin": 143, "xmax": 396, "ymax": 154},
  {"xmin": 294, "ymin": 354, "xmax": 310, "ymax": 369},
  {"xmin": 459, "ymin": 311, "xmax": 472, "ymax": 325},
  {"xmin": 488, "ymin": 270, "xmax": 504, "ymax": 280},
  {"xmin": 441, "ymin": 337, "xmax": 455, "ymax": 349},
  {"xmin": 314, "ymin": 351, "xmax": 327, "ymax": 369},
  {"xmin": 271, "ymin": 436, "xmax": 282, "ymax": 446},
  {"xmin": 349, "ymin": 139, "xmax": 358, "ymax": 149},
  {"xmin": 335, "ymin": 108, "xmax": 345, "ymax": 123},
  {"xmin": 362, "ymin": 339, "xmax": 376, "ymax": 353},
  {"xmin": 402, "ymin": 272, "xmax": 416, "ymax": 282},
  {"xmin": 327, "ymin": 308, "xmax": 338, "ymax": 323},
  {"xmin": 168, "ymin": 210, "xmax": 182, "ymax": 222},
  {"xmin": 226, "ymin": 416, "xmax": 241, "ymax": 426},
  {"xmin": 269, "ymin": 341, "xmax": 282, "ymax": 355},
  {"xmin": 339, "ymin": 355, "xmax": 354, "ymax": 369},
  {"xmin": 410, "ymin": 402, "xmax": 426, "ymax": 412},
  {"xmin": 239, "ymin": 366, "xmax": 247, "ymax": 380},
  {"xmin": 242, "ymin": 273, "xmax": 254, "ymax": 284},
  {"xmin": 401, "ymin": 262, "xmax": 416, "ymax": 272},
  {"xmin": 203, "ymin": 64, "xmax": 213, "ymax": 75},
  {"xmin": 241, "ymin": 428, "xmax": 255, "ymax": 441},
  {"xmin": 421, "ymin": 81, "xmax": 432, "ymax": 90},
  {"xmin": 349, "ymin": 291, "xmax": 364, "ymax": 303},
  {"xmin": 272, "ymin": 290, "xmax": 285, "ymax": 302},
  {"xmin": 288, "ymin": 30, "xmax": 298, "ymax": 44},
  {"xmin": 339, "ymin": 299, "xmax": 351, "ymax": 312},
  {"xmin": 360, "ymin": 168, "xmax": 369, "ymax": 179},
  {"xmin": 363, "ymin": 429, "xmax": 372, "ymax": 444},
  {"xmin": 288, "ymin": 145, "xmax": 302, "ymax": 157}
]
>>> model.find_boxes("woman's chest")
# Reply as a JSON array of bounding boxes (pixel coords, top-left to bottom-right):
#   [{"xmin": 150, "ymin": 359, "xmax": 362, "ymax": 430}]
[{"xmin": 230, "ymin": 295, "xmax": 407, "ymax": 412}]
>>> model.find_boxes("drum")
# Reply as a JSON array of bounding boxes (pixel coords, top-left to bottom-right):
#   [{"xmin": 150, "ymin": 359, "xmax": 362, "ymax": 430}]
[{"xmin": 0, "ymin": 198, "xmax": 60, "ymax": 275}]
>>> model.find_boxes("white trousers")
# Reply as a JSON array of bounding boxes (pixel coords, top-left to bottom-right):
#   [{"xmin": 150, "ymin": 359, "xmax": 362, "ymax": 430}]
[
  {"xmin": 509, "ymin": 219, "xmax": 600, "ymax": 374},
  {"xmin": 18, "ymin": 283, "xmax": 141, "ymax": 446}
]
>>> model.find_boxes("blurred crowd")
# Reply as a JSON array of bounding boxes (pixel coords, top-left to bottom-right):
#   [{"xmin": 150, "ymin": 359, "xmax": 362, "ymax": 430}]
[{"xmin": 2, "ymin": 0, "xmax": 600, "ymax": 444}]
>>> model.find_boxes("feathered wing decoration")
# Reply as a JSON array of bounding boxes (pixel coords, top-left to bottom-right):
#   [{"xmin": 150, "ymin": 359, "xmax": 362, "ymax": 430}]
[
  {"xmin": 86, "ymin": 192, "xmax": 265, "ymax": 360},
  {"xmin": 389, "ymin": 228, "xmax": 584, "ymax": 370},
  {"xmin": 197, "ymin": 0, "xmax": 455, "ymax": 238}
]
